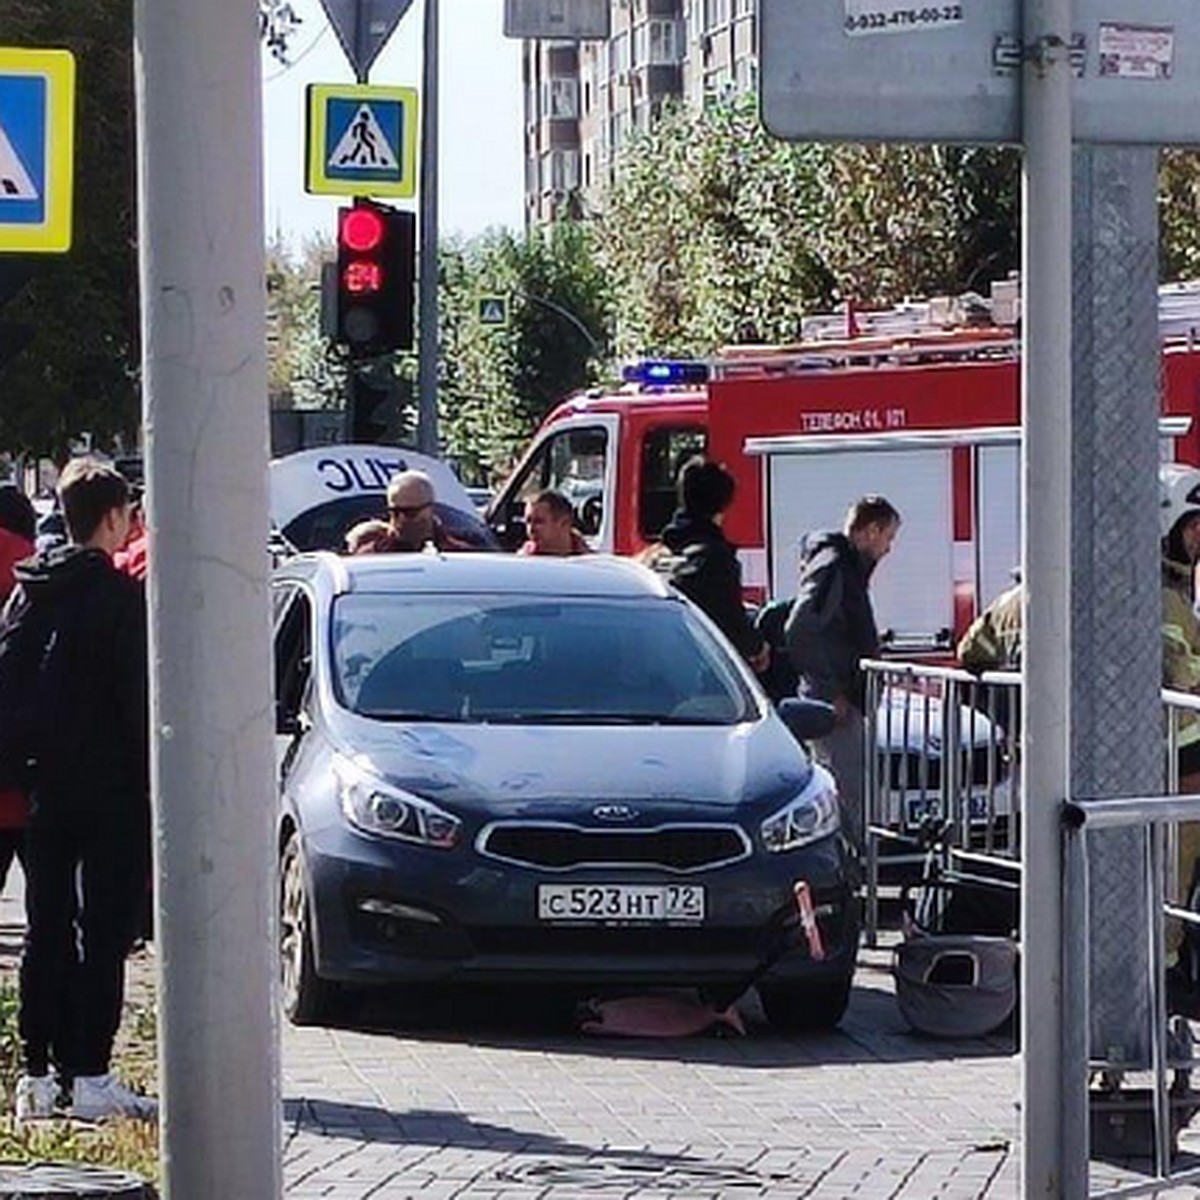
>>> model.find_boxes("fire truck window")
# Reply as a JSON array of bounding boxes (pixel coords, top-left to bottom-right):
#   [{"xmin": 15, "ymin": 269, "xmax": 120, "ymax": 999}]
[
  {"xmin": 509, "ymin": 427, "xmax": 609, "ymax": 537},
  {"xmin": 640, "ymin": 426, "xmax": 707, "ymax": 540}
]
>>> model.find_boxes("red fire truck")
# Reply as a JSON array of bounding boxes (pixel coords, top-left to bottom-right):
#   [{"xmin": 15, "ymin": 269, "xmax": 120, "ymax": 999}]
[{"xmin": 486, "ymin": 282, "xmax": 1200, "ymax": 653}]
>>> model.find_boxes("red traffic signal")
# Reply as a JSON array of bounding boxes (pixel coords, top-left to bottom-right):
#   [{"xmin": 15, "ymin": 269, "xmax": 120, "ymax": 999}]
[
  {"xmin": 333, "ymin": 200, "xmax": 415, "ymax": 356},
  {"xmin": 340, "ymin": 207, "xmax": 385, "ymax": 253}
]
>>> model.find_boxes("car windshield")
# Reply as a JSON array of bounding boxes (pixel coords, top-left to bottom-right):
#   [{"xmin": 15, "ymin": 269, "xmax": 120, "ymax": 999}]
[{"xmin": 331, "ymin": 594, "xmax": 759, "ymax": 726}]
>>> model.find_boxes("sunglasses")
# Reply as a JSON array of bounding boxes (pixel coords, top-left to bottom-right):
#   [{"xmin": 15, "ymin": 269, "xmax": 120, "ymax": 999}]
[{"xmin": 388, "ymin": 502, "xmax": 432, "ymax": 518}]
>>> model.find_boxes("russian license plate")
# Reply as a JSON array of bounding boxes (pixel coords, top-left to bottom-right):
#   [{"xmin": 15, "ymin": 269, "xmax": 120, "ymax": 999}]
[{"xmin": 537, "ymin": 883, "xmax": 705, "ymax": 923}]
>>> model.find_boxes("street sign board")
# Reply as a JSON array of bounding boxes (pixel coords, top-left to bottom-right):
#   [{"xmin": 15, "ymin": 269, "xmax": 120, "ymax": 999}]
[
  {"xmin": 503, "ymin": 0, "xmax": 610, "ymax": 41},
  {"xmin": 318, "ymin": 0, "xmax": 417, "ymax": 80},
  {"xmin": 0, "ymin": 47, "xmax": 75, "ymax": 253},
  {"xmin": 478, "ymin": 295, "xmax": 509, "ymax": 327},
  {"xmin": 305, "ymin": 83, "xmax": 418, "ymax": 197},
  {"xmin": 760, "ymin": 0, "xmax": 1200, "ymax": 145}
]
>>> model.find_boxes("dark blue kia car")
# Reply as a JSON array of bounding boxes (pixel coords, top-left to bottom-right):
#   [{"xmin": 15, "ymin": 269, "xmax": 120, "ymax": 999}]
[{"xmin": 273, "ymin": 553, "xmax": 859, "ymax": 1029}]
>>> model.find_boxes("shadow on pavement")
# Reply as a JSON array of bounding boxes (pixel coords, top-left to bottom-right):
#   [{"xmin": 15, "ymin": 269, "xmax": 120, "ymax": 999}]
[
  {"xmin": 281, "ymin": 1098, "xmax": 794, "ymax": 1190},
  {"xmin": 316, "ymin": 965, "xmax": 1015, "ymax": 1069}
]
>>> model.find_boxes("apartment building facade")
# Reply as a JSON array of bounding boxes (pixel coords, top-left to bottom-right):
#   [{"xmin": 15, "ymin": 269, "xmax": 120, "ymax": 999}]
[{"xmin": 522, "ymin": 0, "xmax": 757, "ymax": 225}]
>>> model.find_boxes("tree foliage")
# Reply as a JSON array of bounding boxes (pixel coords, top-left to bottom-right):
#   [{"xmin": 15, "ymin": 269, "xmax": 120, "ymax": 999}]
[
  {"xmin": 437, "ymin": 223, "xmax": 611, "ymax": 483},
  {"xmin": 598, "ymin": 99, "xmax": 1020, "ymax": 357},
  {"xmin": 0, "ymin": 0, "xmax": 139, "ymax": 459}
]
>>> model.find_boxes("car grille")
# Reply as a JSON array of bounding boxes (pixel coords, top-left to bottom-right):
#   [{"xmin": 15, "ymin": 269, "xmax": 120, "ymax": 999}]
[{"xmin": 478, "ymin": 823, "xmax": 751, "ymax": 873}]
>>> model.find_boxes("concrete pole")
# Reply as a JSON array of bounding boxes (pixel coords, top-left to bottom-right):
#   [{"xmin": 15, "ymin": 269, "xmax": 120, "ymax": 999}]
[
  {"xmin": 417, "ymin": 0, "xmax": 440, "ymax": 454},
  {"xmin": 133, "ymin": 0, "xmax": 281, "ymax": 1196},
  {"xmin": 1020, "ymin": 0, "xmax": 1076, "ymax": 1195}
]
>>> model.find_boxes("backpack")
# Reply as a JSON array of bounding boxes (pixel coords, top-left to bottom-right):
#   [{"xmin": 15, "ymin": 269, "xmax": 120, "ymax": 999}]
[{"xmin": 0, "ymin": 593, "xmax": 75, "ymax": 790}]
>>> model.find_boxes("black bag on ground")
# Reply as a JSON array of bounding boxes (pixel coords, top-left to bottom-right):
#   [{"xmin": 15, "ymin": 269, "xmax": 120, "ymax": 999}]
[{"xmin": 895, "ymin": 871, "xmax": 1019, "ymax": 1038}]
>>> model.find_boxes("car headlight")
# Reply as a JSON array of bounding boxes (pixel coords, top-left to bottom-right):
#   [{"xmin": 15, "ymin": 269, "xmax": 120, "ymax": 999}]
[
  {"xmin": 336, "ymin": 762, "xmax": 461, "ymax": 849},
  {"xmin": 760, "ymin": 766, "xmax": 840, "ymax": 852}
]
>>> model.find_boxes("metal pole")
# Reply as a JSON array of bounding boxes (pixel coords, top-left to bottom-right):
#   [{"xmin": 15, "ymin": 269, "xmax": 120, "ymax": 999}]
[
  {"xmin": 1020, "ymin": 0, "xmax": 1076, "ymax": 1195},
  {"xmin": 416, "ymin": 0, "xmax": 440, "ymax": 454},
  {"xmin": 133, "ymin": 0, "xmax": 281, "ymax": 1195},
  {"xmin": 354, "ymin": 0, "xmax": 369, "ymax": 84}
]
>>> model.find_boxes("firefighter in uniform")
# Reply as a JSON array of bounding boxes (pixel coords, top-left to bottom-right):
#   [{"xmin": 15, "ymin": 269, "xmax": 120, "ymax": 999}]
[{"xmin": 1160, "ymin": 465, "xmax": 1200, "ymax": 1009}]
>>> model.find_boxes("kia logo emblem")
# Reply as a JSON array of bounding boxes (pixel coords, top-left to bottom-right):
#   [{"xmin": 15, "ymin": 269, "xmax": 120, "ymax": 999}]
[{"xmin": 593, "ymin": 804, "xmax": 638, "ymax": 822}]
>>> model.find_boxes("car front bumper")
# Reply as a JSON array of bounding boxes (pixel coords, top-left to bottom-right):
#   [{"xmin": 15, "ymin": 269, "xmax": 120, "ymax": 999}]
[{"xmin": 301, "ymin": 821, "xmax": 860, "ymax": 989}]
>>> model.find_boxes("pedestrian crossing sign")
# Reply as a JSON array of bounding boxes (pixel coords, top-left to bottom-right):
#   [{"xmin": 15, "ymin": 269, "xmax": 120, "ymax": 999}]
[
  {"xmin": 306, "ymin": 83, "xmax": 418, "ymax": 198},
  {"xmin": 0, "ymin": 48, "xmax": 75, "ymax": 253},
  {"xmin": 478, "ymin": 296, "xmax": 509, "ymax": 328}
]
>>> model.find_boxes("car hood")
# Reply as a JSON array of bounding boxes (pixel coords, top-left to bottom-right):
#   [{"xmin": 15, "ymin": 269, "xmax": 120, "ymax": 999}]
[{"xmin": 328, "ymin": 713, "xmax": 812, "ymax": 817}]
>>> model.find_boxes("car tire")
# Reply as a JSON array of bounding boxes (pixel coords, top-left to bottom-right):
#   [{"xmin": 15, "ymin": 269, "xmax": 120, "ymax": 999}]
[
  {"xmin": 280, "ymin": 833, "xmax": 339, "ymax": 1026},
  {"xmin": 759, "ymin": 973, "xmax": 853, "ymax": 1032}
]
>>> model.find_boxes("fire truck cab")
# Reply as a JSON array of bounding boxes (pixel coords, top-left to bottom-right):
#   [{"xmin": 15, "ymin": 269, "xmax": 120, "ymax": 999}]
[{"xmin": 486, "ymin": 282, "xmax": 1200, "ymax": 652}]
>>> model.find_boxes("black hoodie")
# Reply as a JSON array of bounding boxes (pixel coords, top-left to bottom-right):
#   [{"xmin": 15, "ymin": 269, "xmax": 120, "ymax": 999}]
[
  {"xmin": 659, "ymin": 511, "xmax": 764, "ymax": 661},
  {"xmin": 0, "ymin": 544, "xmax": 147, "ymax": 814},
  {"xmin": 784, "ymin": 530, "xmax": 881, "ymax": 710}
]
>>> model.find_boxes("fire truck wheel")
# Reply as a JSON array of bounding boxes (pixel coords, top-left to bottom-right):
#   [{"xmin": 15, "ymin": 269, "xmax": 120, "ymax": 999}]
[{"xmin": 759, "ymin": 972, "xmax": 853, "ymax": 1032}]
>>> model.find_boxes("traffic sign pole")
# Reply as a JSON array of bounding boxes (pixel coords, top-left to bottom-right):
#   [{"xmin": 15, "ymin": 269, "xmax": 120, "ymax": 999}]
[
  {"xmin": 417, "ymin": 0, "xmax": 440, "ymax": 454},
  {"xmin": 1020, "ymin": 0, "xmax": 1077, "ymax": 1193},
  {"xmin": 132, "ymin": 0, "xmax": 280, "ymax": 1194}
]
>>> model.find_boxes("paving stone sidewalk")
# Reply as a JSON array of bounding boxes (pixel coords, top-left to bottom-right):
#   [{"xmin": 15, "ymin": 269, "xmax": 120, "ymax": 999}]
[{"xmin": 3, "ymin": 880, "xmax": 1196, "ymax": 1197}]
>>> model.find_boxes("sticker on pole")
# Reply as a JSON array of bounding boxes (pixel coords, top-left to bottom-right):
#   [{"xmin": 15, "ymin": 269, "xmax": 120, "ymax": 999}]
[
  {"xmin": 844, "ymin": 1, "xmax": 964, "ymax": 37},
  {"xmin": 305, "ymin": 83, "xmax": 418, "ymax": 198},
  {"xmin": 1097, "ymin": 24, "xmax": 1174, "ymax": 81}
]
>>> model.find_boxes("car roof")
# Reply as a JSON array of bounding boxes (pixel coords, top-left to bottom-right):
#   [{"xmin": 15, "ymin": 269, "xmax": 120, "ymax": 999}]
[{"xmin": 281, "ymin": 551, "xmax": 675, "ymax": 601}]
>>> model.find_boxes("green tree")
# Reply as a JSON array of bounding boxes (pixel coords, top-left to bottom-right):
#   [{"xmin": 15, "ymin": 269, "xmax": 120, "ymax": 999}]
[
  {"xmin": 436, "ymin": 223, "xmax": 611, "ymax": 483},
  {"xmin": 0, "ymin": 0, "xmax": 139, "ymax": 459},
  {"xmin": 266, "ymin": 235, "xmax": 345, "ymax": 411},
  {"xmin": 599, "ymin": 98, "xmax": 1020, "ymax": 356}
]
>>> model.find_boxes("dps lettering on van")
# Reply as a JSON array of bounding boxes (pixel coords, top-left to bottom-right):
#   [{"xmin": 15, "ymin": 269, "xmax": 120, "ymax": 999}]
[{"xmin": 487, "ymin": 281, "xmax": 1200, "ymax": 654}]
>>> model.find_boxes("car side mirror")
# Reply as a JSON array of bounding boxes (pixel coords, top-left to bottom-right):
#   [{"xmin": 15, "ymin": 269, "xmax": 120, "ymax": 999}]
[{"xmin": 778, "ymin": 697, "xmax": 836, "ymax": 741}]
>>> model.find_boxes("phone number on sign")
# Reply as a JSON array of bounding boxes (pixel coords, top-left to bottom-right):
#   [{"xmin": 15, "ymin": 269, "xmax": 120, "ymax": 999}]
[{"xmin": 845, "ymin": 4, "xmax": 963, "ymax": 35}]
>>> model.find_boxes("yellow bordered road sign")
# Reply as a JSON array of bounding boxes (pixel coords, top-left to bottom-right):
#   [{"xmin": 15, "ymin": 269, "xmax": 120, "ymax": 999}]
[
  {"xmin": 0, "ymin": 47, "xmax": 75, "ymax": 253},
  {"xmin": 305, "ymin": 83, "xmax": 418, "ymax": 198}
]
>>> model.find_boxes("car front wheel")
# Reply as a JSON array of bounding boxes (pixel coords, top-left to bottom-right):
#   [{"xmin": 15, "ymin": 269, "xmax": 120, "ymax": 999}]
[
  {"xmin": 759, "ymin": 973, "xmax": 853, "ymax": 1032},
  {"xmin": 280, "ymin": 833, "xmax": 339, "ymax": 1026}
]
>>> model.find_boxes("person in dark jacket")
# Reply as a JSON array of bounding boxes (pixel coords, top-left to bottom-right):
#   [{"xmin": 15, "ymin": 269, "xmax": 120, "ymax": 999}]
[
  {"xmin": 785, "ymin": 495, "xmax": 901, "ymax": 849},
  {"xmin": 658, "ymin": 459, "xmax": 768, "ymax": 670},
  {"xmin": 4, "ymin": 459, "xmax": 155, "ymax": 1122}
]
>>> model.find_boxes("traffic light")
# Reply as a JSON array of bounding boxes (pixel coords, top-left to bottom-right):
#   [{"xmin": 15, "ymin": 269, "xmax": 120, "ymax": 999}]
[
  {"xmin": 334, "ymin": 200, "xmax": 415, "ymax": 357},
  {"xmin": 348, "ymin": 369, "xmax": 394, "ymax": 443}
]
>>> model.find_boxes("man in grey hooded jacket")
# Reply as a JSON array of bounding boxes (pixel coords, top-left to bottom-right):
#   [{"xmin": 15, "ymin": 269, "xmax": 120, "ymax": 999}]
[{"xmin": 785, "ymin": 496, "xmax": 901, "ymax": 849}]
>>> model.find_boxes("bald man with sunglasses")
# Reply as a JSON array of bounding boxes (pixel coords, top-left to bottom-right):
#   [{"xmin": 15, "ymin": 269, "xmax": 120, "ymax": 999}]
[{"xmin": 384, "ymin": 469, "xmax": 472, "ymax": 553}]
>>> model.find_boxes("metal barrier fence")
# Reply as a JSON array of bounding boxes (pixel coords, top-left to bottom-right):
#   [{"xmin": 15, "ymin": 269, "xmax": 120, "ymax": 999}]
[
  {"xmin": 861, "ymin": 659, "xmax": 1022, "ymax": 946},
  {"xmin": 861, "ymin": 664, "xmax": 1200, "ymax": 1195}
]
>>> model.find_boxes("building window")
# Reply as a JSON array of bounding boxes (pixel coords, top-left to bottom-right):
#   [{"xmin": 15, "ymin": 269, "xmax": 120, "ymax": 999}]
[
  {"xmin": 734, "ymin": 55, "xmax": 757, "ymax": 95},
  {"xmin": 735, "ymin": 0, "xmax": 753, "ymax": 14},
  {"xmin": 704, "ymin": 0, "xmax": 730, "ymax": 29},
  {"xmin": 541, "ymin": 148, "xmax": 580, "ymax": 193},
  {"xmin": 613, "ymin": 30, "xmax": 630, "ymax": 73},
  {"xmin": 542, "ymin": 77, "xmax": 579, "ymax": 119},
  {"xmin": 648, "ymin": 19, "xmax": 680, "ymax": 64}
]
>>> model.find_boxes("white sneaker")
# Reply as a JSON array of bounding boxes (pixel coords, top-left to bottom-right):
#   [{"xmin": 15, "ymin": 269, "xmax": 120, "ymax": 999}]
[
  {"xmin": 15, "ymin": 1073, "xmax": 58, "ymax": 1120},
  {"xmin": 69, "ymin": 1073, "xmax": 157, "ymax": 1121}
]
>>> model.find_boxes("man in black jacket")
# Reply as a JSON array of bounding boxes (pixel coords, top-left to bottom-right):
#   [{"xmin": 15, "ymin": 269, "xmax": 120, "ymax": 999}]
[
  {"xmin": 4, "ymin": 459, "xmax": 155, "ymax": 1121},
  {"xmin": 785, "ymin": 495, "xmax": 901, "ymax": 849},
  {"xmin": 659, "ymin": 459, "xmax": 768, "ymax": 671}
]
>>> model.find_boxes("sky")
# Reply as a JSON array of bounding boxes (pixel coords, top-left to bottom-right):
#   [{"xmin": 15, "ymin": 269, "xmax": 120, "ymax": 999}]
[{"xmin": 262, "ymin": 0, "xmax": 524, "ymax": 246}]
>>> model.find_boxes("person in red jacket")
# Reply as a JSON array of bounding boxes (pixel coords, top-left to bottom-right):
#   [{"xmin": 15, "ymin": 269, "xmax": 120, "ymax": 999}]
[
  {"xmin": 0, "ymin": 486, "xmax": 35, "ymax": 894},
  {"xmin": 518, "ymin": 490, "xmax": 591, "ymax": 557},
  {"xmin": 112, "ymin": 490, "xmax": 147, "ymax": 581}
]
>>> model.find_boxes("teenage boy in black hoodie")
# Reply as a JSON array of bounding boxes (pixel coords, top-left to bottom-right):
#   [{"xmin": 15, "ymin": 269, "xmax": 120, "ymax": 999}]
[
  {"xmin": 658, "ymin": 458, "xmax": 768, "ymax": 671},
  {"xmin": 785, "ymin": 495, "xmax": 901, "ymax": 851},
  {"xmin": 5, "ymin": 459, "xmax": 155, "ymax": 1121}
]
